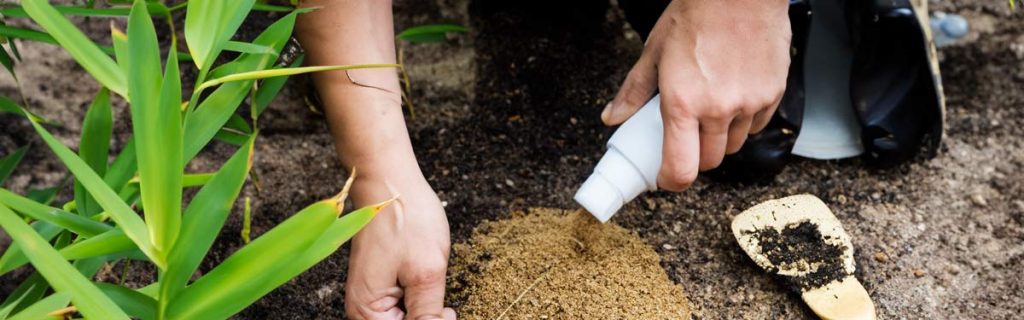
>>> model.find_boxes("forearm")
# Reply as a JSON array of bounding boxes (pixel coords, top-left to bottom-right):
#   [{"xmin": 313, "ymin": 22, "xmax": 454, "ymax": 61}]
[{"xmin": 296, "ymin": 0, "xmax": 420, "ymax": 180}]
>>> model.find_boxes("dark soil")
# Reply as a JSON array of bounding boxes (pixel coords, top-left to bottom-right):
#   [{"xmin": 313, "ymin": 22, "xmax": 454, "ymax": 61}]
[
  {"xmin": 1, "ymin": 0, "xmax": 1023, "ymax": 319},
  {"xmin": 750, "ymin": 220, "xmax": 850, "ymax": 291}
]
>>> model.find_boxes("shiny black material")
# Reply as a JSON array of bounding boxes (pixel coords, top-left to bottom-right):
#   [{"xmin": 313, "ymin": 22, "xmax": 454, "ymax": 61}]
[{"xmin": 846, "ymin": 0, "xmax": 942, "ymax": 168}]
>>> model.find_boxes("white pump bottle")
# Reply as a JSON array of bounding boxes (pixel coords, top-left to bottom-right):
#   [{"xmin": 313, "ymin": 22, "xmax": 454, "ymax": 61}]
[{"xmin": 574, "ymin": 95, "xmax": 664, "ymax": 222}]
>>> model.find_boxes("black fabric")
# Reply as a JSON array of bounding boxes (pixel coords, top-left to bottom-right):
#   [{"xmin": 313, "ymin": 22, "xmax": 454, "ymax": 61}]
[{"xmin": 618, "ymin": 0, "xmax": 671, "ymax": 40}]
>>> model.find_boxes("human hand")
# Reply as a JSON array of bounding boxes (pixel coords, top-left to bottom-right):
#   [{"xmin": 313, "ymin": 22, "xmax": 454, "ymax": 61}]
[
  {"xmin": 603, "ymin": 0, "xmax": 792, "ymax": 191},
  {"xmin": 293, "ymin": 1, "xmax": 454, "ymax": 318},
  {"xmin": 344, "ymin": 165, "xmax": 455, "ymax": 320}
]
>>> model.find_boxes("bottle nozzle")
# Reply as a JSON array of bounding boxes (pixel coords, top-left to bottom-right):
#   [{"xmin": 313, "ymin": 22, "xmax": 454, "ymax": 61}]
[{"xmin": 574, "ymin": 173, "xmax": 624, "ymax": 223}]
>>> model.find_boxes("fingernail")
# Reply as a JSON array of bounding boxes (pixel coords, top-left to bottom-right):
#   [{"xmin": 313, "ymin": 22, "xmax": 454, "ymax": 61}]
[{"xmin": 601, "ymin": 102, "xmax": 616, "ymax": 124}]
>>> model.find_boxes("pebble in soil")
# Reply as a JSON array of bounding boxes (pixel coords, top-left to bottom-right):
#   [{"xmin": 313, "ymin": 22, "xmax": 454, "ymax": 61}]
[{"xmin": 447, "ymin": 208, "xmax": 690, "ymax": 319}]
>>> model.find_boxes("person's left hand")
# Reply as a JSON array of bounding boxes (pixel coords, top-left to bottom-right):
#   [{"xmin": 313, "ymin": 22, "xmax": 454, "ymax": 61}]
[{"xmin": 602, "ymin": 0, "xmax": 792, "ymax": 191}]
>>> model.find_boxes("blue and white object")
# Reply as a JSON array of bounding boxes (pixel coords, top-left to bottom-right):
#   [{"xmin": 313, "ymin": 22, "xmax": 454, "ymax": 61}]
[{"xmin": 930, "ymin": 12, "xmax": 969, "ymax": 47}]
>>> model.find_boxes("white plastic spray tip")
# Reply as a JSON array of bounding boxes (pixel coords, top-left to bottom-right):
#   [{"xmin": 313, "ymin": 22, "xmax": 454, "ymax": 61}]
[{"xmin": 574, "ymin": 173, "xmax": 623, "ymax": 223}]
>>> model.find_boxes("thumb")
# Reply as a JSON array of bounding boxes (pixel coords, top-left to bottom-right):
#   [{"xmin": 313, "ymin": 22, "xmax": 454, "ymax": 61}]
[
  {"xmin": 604, "ymin": 53, "xmax": 658, "ymax": 125},
  {"xmin": 400, "ymin": 257, "xmax": 450, "ymax": 320}
]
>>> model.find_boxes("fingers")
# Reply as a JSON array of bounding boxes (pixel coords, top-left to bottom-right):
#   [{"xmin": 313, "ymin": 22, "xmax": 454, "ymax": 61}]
[
  {"xmin": 698, "ymin": 118, "xmax": 731, "ymax": 171},
  {"xmin": 726, "ymin": 115, "xmax": 753, "ymax": 154},
  {"xmin": 345, "ymin": 287, "xmax": 404, "ymax": 320},
  {"xmin": 658, "ymin": 110, "xmax": 700, "ymax": 192},
  {"xmin": 443, "ymin": 308, "xmax": 457, "ymax": 320},
  {"xmin": 751, "ymin": 91, "xmax": 783, "ymax": 134},
  {"xmin": 400, "ymin": 255, "xmax": 450, "ymax": 320},
  {"xmin": 345, "ymin": 220, "xmax": 404, "ymax": 320},
  {"xmin": 603, "ymin": 54, "xmax": 658, "ymax": 126}
]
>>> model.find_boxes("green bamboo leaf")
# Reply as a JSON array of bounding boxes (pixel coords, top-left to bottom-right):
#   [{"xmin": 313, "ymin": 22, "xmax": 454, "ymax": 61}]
[
  {"xmin": 111, "ymin": 26, "xmax": 130, "ymax": 79},
  {"xmin": 128, "ymin": 0, "xmax": 182, "ymax": 255},
  {"xmin": 75, "ymin": 88, "xmax": 112, "ymax": 216},
  {"xmin": 0, "ymin": 45, "xmax": 16, "ymax": 79},
  {"xmin": 21, "ymin": 105, "xmax": 157, "ymax": 266},
  {"xmin": 137, "ymin": 284, "xmax": 158, "ymax": 299},
  {"xmin": 165, "ymin": 196, "xmax": 343, "ymax": 320},
  {"xmin": 105, "ymin": 138, "xmax": 137, "ymax": 193},
  {"xmin": 7, "ymin": 31, "xmax": 22, "ymax": 61},
  {"xmin": 182, "ymin": 172, "xmax": 215, "ymax": 188},
  {"xmin": 0, "ymin": 203, "xmax": 130, "ymax": 320},
  {"xmin": 0, "ymin": 227, "xmax": 134, "ymax": 274},
  {"xmin": 0, "ymin": 96, "xmax": 46, "ymax": 123},
  {"xmin": 95, "ymin": 283, "xmax": 157, "ymax": 320},
  {"xmin": 252, "ymin": 2, "xmax": 295, "ymax": 12},
  {"xmin": 0, "ymin": 188, "xmax": 111, "ymax": 237},
  {"xmin": 0, "ymin": 24, "xmax": 181, "ymax": 63},
  {"xmin": 25, "ymin": 179, "xmax": 66, "ymax": 205},
  {"xmin": 223, "ymin": 40, "xmax": 278, "ymax": 56},
  {"xmin": 197, "ymin": 63, "xmax": 400, "ymax": 92},
  {"xmin": 254, "ymin": 55, "xmax": 304, "ymax": 116},
  {"xmin": 59, "ymin": 228, "xmax": 136, "ymax": 261},
  {"xmin": 0, "ymin": 221, "xmax": 61, "ymax": 276},
  {"xmin": 267, "ymin": 202, "xmax": 386, "ymax": 293},
  {"xmin": 213, "ymin": 128, "xmax": 251, "ymax": 146},
  {"xmin": 0, "ymin": 287, "xmax": 28, "ymax": 318},
  {"xmin": 0, "ymin": 251, "xmax": 109, "ymax": 314},
  {"xmin": 396, "ymin": 24, "xmax": 467, "ymax": 43},
  {"xmin": 224, "ymin": 113, "xmax": 253, "ymax": 134},
  {"xmin": 0, "ymin": 25, "xmax": 56, "ymax": 47},
  {"xmin": 128, "ymin": 172, "xmax": 214, "ymax": 189},
  {"xmin": 159, "ymin": 138, "xmax": 253, "ymax": 311},
  {"xmin": 6, "ymin": 292, "xmax": 70, "ymax": 320},
  {"xmin": 21, "ymin": 0, "xmax": 127, "ymax": 97},
  {"xmin": 0, "ymin": 273, "xmax": 47, "ymax": 314},
  {"xmin": 184, "ymin": 0, "xmax": 256, "ymax": 70},
  {"xmin": 0, "ymin": 3, "xmax": 170, "ymax": 18},
  {"xmin": 183, "ymin": 11, "xmax": 298, "ymax": 161},
  {"xmin": 0, "ymin": 144, "xmax": 29, "ymax": 185}
]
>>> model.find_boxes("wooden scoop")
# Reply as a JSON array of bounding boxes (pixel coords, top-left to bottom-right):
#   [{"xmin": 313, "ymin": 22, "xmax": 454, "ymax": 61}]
[{"xmin": 732, "ymin": 194, "xmax": 876, "ymax": 320}]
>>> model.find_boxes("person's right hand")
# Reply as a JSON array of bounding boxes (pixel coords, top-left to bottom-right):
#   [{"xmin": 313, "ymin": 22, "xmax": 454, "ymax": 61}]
[
  {"xmin": 294, "ymin": 1, "xmax": 455, "ymax": 317},
  {"xmin": 603, "ymin": 0, "xmax": 792, "ymax": 191},
  {"xmin": 344, "ymin": 164, "xmax": 455, "ymax": 320}
]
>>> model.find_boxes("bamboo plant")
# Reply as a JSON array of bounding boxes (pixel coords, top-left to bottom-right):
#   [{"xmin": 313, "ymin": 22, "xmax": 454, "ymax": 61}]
[{"xmin": 0, "ymin": 1, "xmax": 399, "ymax": 319}]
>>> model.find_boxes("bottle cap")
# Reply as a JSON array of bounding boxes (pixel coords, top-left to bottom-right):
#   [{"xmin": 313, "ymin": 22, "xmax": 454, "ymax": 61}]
[
  {"xmin": 574, "ymin": 172, "xmax": 624, "ymax": 223},
  {"xmin": 940, "ymin": 14, "xmax": 969, "ymax": 39}
]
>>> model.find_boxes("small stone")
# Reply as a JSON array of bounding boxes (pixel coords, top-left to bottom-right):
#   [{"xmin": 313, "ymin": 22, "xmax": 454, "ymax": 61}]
[
  {"xmin": 970, "ymin": 194, "xmax": 988, "ymax": 207},
  {"xmin": 874, "ymin": 252, "xmax": 889, "ymax": 263},
  {"xmin": 505, "ymin": 179, "xmax": 515, "ymax": 187},
  {"xmin": 914, "ymin": 269, "xmax": 927, "ymax": 278},
  {"xmin": 871, "ymin": 192, "xmax": 881, "ymax": 200},
  {"xmin": 662, "ymin": 244, "xmax": 676, "ymax": 250},
  {"xmin": 836, "ymin": 195, "xmax": 847, "ymax": 205}
]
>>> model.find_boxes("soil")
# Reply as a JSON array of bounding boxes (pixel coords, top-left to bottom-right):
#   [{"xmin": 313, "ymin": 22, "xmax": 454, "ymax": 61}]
[
  {"xmin": 1, "ymin": 0, "xmax": 1023, "ymax": 319},
  {"xmin": 749, "ymin": 220, "xmax": 850, "ymax": 292},
  {"xmin": 447, "ymin": 208, "xmax": 690, "ymax": 319}
]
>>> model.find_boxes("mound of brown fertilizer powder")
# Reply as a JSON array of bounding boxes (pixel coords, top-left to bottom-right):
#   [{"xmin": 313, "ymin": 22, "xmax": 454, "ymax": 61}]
[{"xmin": 447, "ymin": 208, "xmax": 691, "ymax": 319}]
